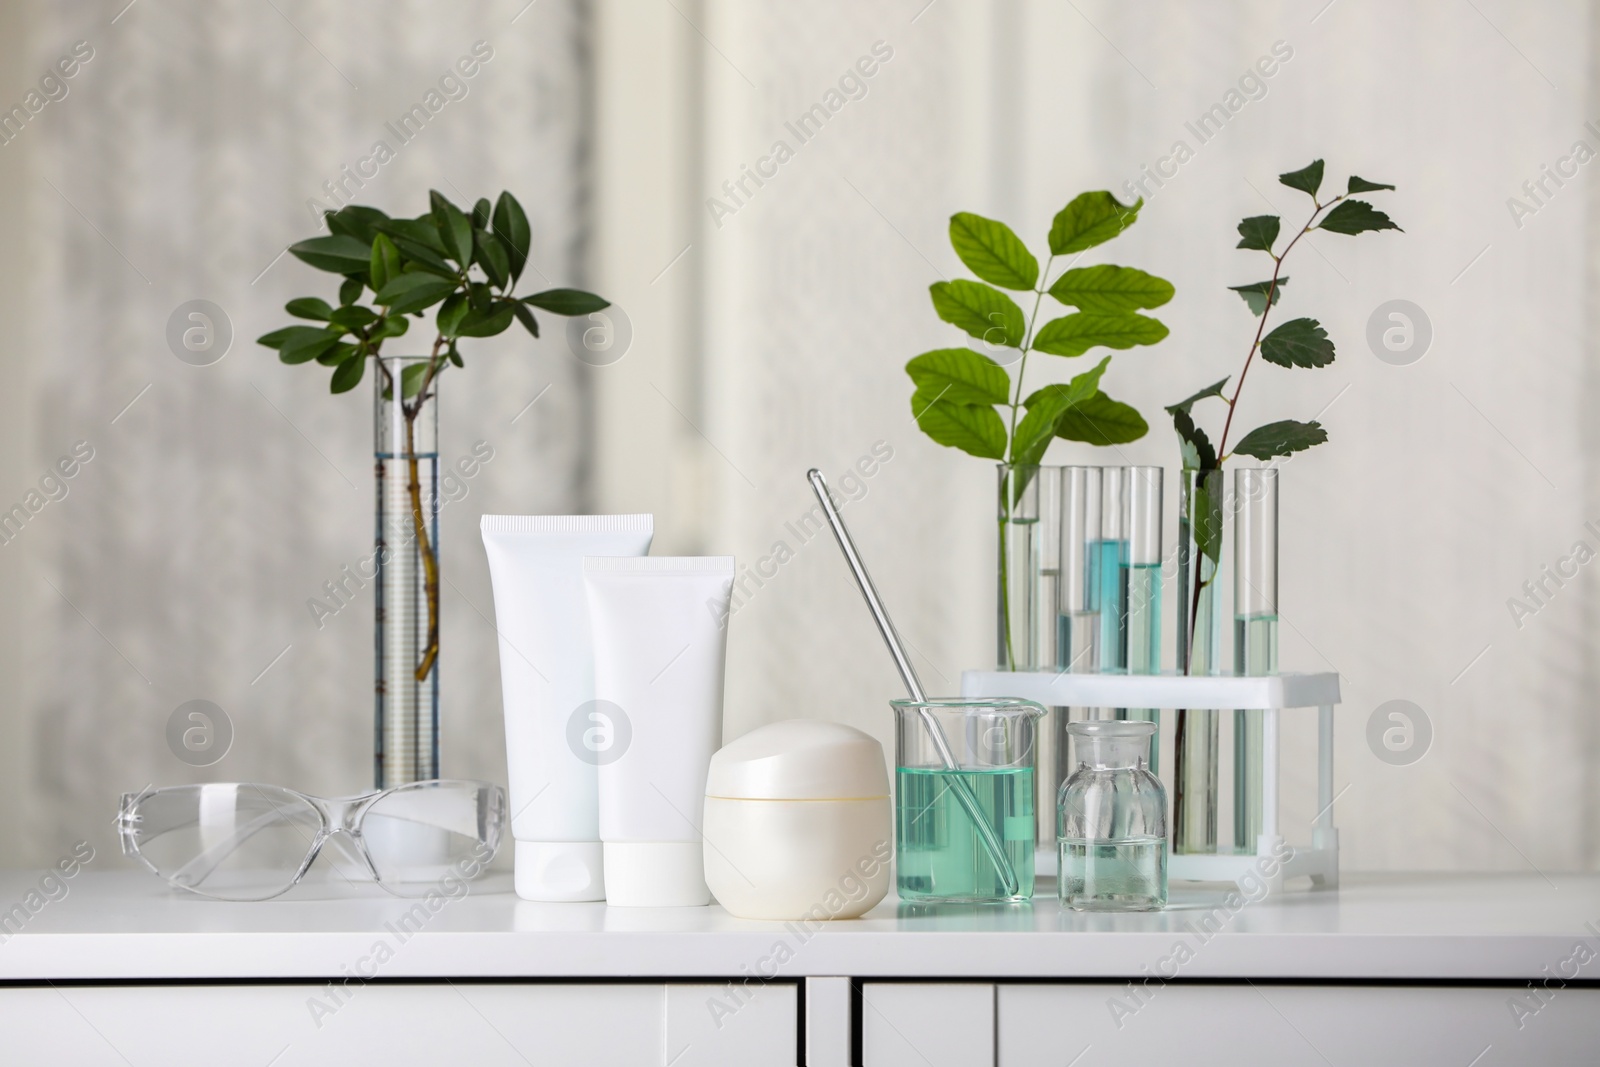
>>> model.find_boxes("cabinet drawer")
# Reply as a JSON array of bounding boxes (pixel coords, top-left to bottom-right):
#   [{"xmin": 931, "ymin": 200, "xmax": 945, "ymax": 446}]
[
  {"xmin": 0, "ymin": 981, "xmax": 796, "ymax": 1067},
  {"xmin": 999, "ymin": 983, "xmax": 1598, "ymax": 1065}
]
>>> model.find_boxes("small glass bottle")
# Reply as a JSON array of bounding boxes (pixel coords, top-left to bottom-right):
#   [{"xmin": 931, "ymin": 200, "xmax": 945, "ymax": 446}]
[{"xmin": 1058, "ymin": 720, "xmax": 1168, "ymax": 912}]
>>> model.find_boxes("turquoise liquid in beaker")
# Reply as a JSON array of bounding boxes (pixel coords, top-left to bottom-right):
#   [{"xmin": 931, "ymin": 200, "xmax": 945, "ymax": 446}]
[
  {"xmin": 896, "ymin": 767, "xmax": 1035, "ymax": 902},
  {"xmin": 1088, "ymin": 539, "xmax": 1129, "ymax": 675},
  {"xmin": 1059, "ymin": 835, "xmax": 1168, "ymax": 911}
]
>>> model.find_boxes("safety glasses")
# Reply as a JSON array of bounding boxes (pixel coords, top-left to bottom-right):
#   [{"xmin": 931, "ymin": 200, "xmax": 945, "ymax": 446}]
[{"xmin": 118, "ymin": 779, "xmax": 505, "ymax": 901}]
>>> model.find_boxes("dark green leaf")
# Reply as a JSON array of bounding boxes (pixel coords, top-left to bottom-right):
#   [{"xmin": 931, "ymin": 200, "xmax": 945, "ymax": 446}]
[
  {"xmin": 369, "ymin": 233, "xmax": 401, "ymax": 293},
  {"xmin": 929, "ymin": 280, "xmax": 1026, "ymax": 347},
  {"xmin": 431, "ymin": 190, "xmax": 474, "ymax": 266},
  {"xmin": 391, "ymin": 239, "xmax": 458, "ymax": 278},
  {"xmin": 281, "ymin": 330, "xmax": 341, "ymax": 365},
  {"xmin": 905, "ymin": 348, "xmax": 1011, "ymax": 407},
  {"xmin": 1347, "ymin": 175, "xmax": 1395, "ymax": 194},
  {"xmin": 1048, "ymin": 264, "xmax": 1174, "ymax": 313},
  {"xmin": 1232, "ymin": 419, "xmax": 1328, "ymax": 460},
  {"xmin": 471, "ymin": 198, "xmax": 492, "ymax": 231},
  {"xmin": 511, "ymin": 301, "xmax": 540, "ymax": 337},
  {"xmin": 1228, "ymin": 278, "xmax": 1288, "ymax": 316},
  {"xmin": 1049, "ymin": 191, "xmax": 1141, "ymax": 255},
  {"xmin": 456, "ymin": 303, "xmax": 516, "ymax": 338},
  {"xmin": 330, "ymin": 354, "xmax": 366, "ymax": 393},
  {"xmin": 285, "ymin": 297, "xmax": 333, "ymax": 321},
  {"xmin": 1014, "ymin": 356, "xmax": 1110, "ymax": 466},
  {"xmin": 1236, "ymin": 216, "xmax": 1280, "ymax": 253},
  {"xmin": 436, "ymin": 293, "xmax": 470, "ymax": 338},
  {"xmin": 910, "ymin": 390, "xmax": 1007, "ymax": 459},
  {"xmin": 1317, "ymin": 199, "xmax": 1402, "ymax": 235},
  {"xmin": 1032, "ymin": 312, "xmax": 1168, "ymax": 357},
  {"xmin": 328, "ymin": 305, "xmax": 377, "ymax": 330},
  {"xmin": 522, "ymin": 288, "xmax": 610, "ymax": 315},
  {"xmin": 448, "ymin": 346, "xmax": 464, "ymax": 367},
  {"xmin": 948, "ymin": 212, "xmax": 1038, "ymax": 290},
  {"xmin": 1260, "ymin": 317, "xmax": 1335, "ymax": 368},
  {"xmin": 339, "ymin": 278, "xmax": 363, "ymax": 306},
  {"xmin": 289, "ymin": 235, "xmax": 372, "ymax": 273},
  {"xmin": 401, "ymin": 362, "xmax": 432, "ymax": 399},
  {"xmin": 1054, "ymin": 391, "xmax": 1149, "ymax": 445},
  {"xmin": 1165, "ymin": 377, "xmax": 1230, "ymax": 416},
  {"xmin": 493, "ymin": 192, "xmax": 531, "ymax": 283},
  {"xmin": 376, "ymin": 217, "xmax": 448, "ymax": 255},
  {"xmin": 474, "ymin": 231, "xmax": 511, "ymax": 290},
  {"xmin": 257, "ymin": 325, "xmax": 329, "ymax": 351},
  {"xmin": 328, "ymin": 206, "xmax": 389, "ymax": 243},
  {"xmin": 375, "ymin": 273, "xmax": 458, "ymax": 315},
  {"xmin": 468, "ymin": 281, "xmax": 493, "ymax": 311},
  {"xmin": 1279, "ymin": 159, "xmax": 1324, "ymax": 198},
  {"xmin": 1188, "ymin": 468, "xmax": 1225, "ymax": 564},
  {"xmin": 316, "ymin": 342, "xmax": 359, "ymax": 366},
  {"xmin": 374, "ymin": 315, "xmax": 409, "ymax": 340},
  {"xmin": 1171, "ymin": 408, "xmax": 1217, "ymax": 471}
]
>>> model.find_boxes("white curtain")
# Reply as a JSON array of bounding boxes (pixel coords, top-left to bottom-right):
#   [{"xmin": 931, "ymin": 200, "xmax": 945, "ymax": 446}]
[{"xmin": 6, "ymin": 0, "xmax": 593, "ymax": 865}]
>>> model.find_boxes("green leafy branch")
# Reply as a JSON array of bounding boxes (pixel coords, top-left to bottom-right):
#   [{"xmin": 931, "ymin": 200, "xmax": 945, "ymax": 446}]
[
  {"xmin": 257, "ymin": 189, "xmax": 607, "ymax": 685},
  {"xmin": 906, "ymin": 192, "xmax": 1174, "ymax": 666},
  {"xmin": 1167, "ymin": 160, "xmax": 1400, "ymax": 665}
]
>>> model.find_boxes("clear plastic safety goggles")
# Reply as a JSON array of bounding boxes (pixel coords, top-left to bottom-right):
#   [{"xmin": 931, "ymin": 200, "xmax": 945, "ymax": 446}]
[{"xmin": 117, "ymin": 779, "xmax": 506, "ymax": 901}]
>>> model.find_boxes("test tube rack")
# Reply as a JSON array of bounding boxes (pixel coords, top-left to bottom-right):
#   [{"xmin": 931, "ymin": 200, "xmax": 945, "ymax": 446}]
[{"xmin": 959, "ymin": 669, "xmax": 1341, "ymax": 893}]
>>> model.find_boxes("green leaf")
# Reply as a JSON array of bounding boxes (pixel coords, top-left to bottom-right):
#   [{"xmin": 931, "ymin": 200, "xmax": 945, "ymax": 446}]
[
  {"xmin": 375, "ymin": 273, "xmax": 458, "ymax": 315},
  {"xmin": 1189, "ymin": 468, "xmax": 1225, "ymax": 564},
  {"xmin": 280, "ymin": 329, "xmax": 340, "ymax": 365},
  {"xmin": 456, "ymin": 302, "xmax": 516, "ymax": 338},
  {"xmin": 316, "ymin": 341, "xmax": 359, "ymax": 366},
  {"xmin": 1171, "ymin": 408, "xmax": 1217, "ymax": 471},
  {"xmin": 377, "ymin": 217, "xmax": 448, "ymax": 255},
  {"xmin": 448, "ymin": 345, "xmax": 464, "ymax": 367},
  {"xmin": 1054, "ymin": 391, "xmax": 1149, "ymax": 445},
  {"xmin": 431, "ymin": 190, "xmax": 474, "ymax": 266},
  {"xmin": 327, "ymin": 205, "xmax": 389, "ymax": 243},
  {"xmin": 1048, "ymin": 264, "xmax": 1174, "ymax": 313},
  {"xmin": 1260, "ymin": 317, "xmax": 1335, "ymax": 368},
  {"xmin": 330, "ymin": 354, "xmax": 366, "ymax": 393},
  {"xmin": 910, "ymin": 390, "xmax": 1006, "ymax": 459},
  {"xmin": 1228, "ymin": 278, "xmax": 1288, "ymax": 316},
  {"xmin": 1049, "ymin": 191, "xmax": 1141, "ymax": 255},
  {"xmin": 257, "ymin": 325, "xmax": 330, "ymax": 351},
  {"xmin": 339, "ymin": 278, "xmax": 363, "ymax": 306},
  {"xmin": 511, "ymin": 301, "xmax": 540, "ymax": 338},
  {"xmin": 391, "ymin": 239, "xmax": 458, "ymax": 278},
  {"xmin": 905, "ymin": 348, "xmax": 1011, "ymax": 407},
  {"xmin": 436, "ymin": 293, "xmax": 470, "ymax": 338},
  {"xmin": 1165, "ymin": 377, "xmax": 1230, "ymax": 416},
  {"xmin": 1317, "ymin": 199, "xmax": 1402, "ymax": 235},
  {"xmin": 471, "ymin": 197, "xmax": 492, "ymax": 231},
  {"xmin": 1347, "ymin": 175, "xmax": 1395, "ymax": 194},
  {"xmin": 492, "ymin": 192, "xmax": 531, "ymax": 283},
  {"xmin": 328, "ymin": 305, "xmax": 377, "ymax": 330},
  {"xmin": 374, "ymin": 315, "xmax": 409, "ymax": 340},
  {"xmin": 285, "ymin": 297, "xmax": 333, "ymax": 321},
  {"xmin": 522, "ymin": 288, "xmax": 610, "ymax": 315},
  {"xmin": 288, "ymin": 235, "xmax": 372, "ymax": 273},
  {"xmin": 1236, "ymin": 216, "xmax": 1280, "ymax": 253},
  {"xmin": 1014, "ymin": 356, "xmax": 1110, "ymax": 466},
  {"xmin": 1279, "ymin": 159, "xmax": 1324, "ymax": 198},
  {"xmin": 929, "ymin": 280, "xmax": 1026, "ymax": 347},
  {"xmin": 369, "ymin": 233, "xmax": 401, "ymax": 293},
  {"xmin": 474, "ymin": 231, "xmax": 511, "ymax": 290},
  {"xmin": 1232, "ymin": 419, "xmax": 1328, "ymax": 460},
  {"xmin": 1032, "ymin": 312, "xmax": 1168, "ymax": 357},
  {"xmin": 948, "ymin": 212, "xmax": 1038, "ymax": 290},
  {"xmin": 401, "ymin": 362, "xmax": 432, "ymax": 399}
]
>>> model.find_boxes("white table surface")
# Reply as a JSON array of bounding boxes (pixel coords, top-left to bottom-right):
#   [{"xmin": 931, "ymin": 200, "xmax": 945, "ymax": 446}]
[{"xmin": 0, "ymin": 870, "xmax": 1590, "ymax": 982}]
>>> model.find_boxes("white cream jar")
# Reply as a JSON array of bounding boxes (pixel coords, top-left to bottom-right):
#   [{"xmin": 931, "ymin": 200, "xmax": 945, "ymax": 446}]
[{"xmin": 703, "ymin": 720, "xmax": 891, "ymax": 921}]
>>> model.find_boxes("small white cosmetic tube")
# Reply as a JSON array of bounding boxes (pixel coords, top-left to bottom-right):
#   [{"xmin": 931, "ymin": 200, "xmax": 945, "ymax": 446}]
[
  {"xmin": 583, "ymin": 556, "xmax": 734, "ymax": 907},
  {"xmin": 480, "ymin": 515, "xmax": 653, "ymax": 901}
]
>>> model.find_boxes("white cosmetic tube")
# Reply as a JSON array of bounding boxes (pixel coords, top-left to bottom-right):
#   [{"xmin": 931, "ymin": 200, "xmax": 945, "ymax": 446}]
[
  {"xmin": 583, "ymin": 556, "xmax": 734, "ymax": 907},
  {"xmin": 480, "ymin": 515, "xmax": 653, "ymax": 901}
]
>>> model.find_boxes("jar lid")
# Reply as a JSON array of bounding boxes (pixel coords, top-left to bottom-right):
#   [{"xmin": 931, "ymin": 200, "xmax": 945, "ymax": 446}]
[{"xmin": 705, "ymin": 720, "xmax": 889, "ymax": 801}]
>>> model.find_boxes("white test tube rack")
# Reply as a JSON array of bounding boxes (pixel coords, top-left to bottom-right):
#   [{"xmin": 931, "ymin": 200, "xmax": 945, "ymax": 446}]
[{"xmin": 959, "ymin": 669, "xmax": 1341, "ymax": 892}]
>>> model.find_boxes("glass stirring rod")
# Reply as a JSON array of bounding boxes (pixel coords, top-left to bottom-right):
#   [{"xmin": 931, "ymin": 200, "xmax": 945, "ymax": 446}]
[{"xmin": 806, "ymin": 469, "xmax": 1020, "ymax": 897}]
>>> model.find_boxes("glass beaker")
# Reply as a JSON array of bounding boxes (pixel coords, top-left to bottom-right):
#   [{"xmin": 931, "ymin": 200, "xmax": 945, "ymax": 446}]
[
  {"xmin": 892, "ymin": 698, "xmax": 1043, "ymax": 903},
  {"xmin": 1059, "ymin": 720, "xmax": 1168, "ymax": 912}
]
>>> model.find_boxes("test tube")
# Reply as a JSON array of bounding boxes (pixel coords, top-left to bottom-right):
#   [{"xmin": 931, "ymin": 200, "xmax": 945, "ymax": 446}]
[
  {"xmin": 1056, "ymin": 467, "xmax": 1101, "ymax": 795},
  {"xmin": 1123, "ymin": 466, "xmax": 1163, "ymax": 770},
  {"xmin": 1233, "ymin": 467, "xmax": 1279, "ymax": 852},
  {"xmin": 1093, "ymin": 467, "xmax": 1130, "ymax": 687}
]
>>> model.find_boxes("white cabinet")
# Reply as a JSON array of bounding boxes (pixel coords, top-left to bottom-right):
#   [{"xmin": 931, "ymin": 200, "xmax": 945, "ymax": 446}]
[
  {"xmin": 862, "ymin": 983, "xmax": 994, "ymax": 1067},
  {"xmin": 0, "ymin": 981, "xmax": 797, "ymax": 1067}
]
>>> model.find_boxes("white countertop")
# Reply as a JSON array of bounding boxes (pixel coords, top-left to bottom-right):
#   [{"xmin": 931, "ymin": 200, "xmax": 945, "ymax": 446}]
[{"xmin": 0, "ymin": 871, "xmax": 1591, "ymax": 982}]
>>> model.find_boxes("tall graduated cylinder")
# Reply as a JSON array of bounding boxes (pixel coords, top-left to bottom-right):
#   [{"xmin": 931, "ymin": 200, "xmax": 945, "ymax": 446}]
[{"xmin": 374, "ymin": 356, "xmax": 440, "ymax": 788}]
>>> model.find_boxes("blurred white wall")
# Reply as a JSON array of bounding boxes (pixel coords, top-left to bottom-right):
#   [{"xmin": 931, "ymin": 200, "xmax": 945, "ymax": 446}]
[{"xmin": 0, "ymin": 0, "xmax": 1596, "ymax": 876}]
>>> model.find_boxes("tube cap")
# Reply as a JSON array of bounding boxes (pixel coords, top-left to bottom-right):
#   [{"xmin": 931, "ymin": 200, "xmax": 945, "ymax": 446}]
[
  {"xmin": 514, "ymin": 840, "xmax": 605, "ymax": 902},
  {"xmin": 602, "ymin": 842, "xmax": 709, "ymax": 907}
]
